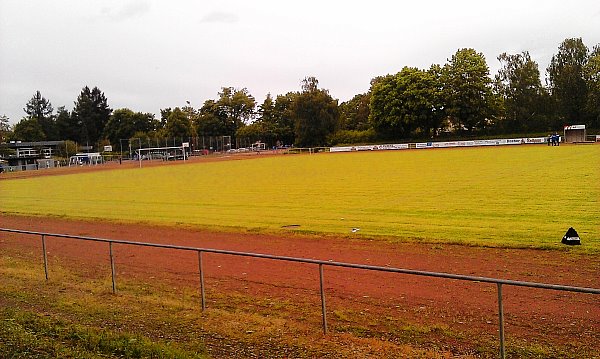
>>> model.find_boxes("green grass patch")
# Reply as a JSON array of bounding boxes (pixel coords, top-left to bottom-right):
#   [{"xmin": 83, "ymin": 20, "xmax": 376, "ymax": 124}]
[
  {"xmin": 1, "ymin": 145, "xmax": 599, "ymax": 251},
  {"xmin": 0, "ymin": 308, "xmax": 203, "ymax": 359}
]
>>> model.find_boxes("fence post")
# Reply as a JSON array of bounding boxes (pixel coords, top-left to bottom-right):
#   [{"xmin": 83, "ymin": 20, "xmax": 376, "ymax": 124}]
[
  {"xmin": 319, "ymin": 263, "xmax": 328, "ymax": 334},
  {"xmin": 109, "ymin": 242, "xmax": 117, "ymax": 294},
  {"xmin": 497, "ymin": 283, "xmax": 506, "ymax": 359},
  {"xmin": 198, "ymin": 251, "xmax": 206, "ymax": 311},
  {"xmin": 41, "ymin": 234, "xmax": 49, "ymax": 281}
]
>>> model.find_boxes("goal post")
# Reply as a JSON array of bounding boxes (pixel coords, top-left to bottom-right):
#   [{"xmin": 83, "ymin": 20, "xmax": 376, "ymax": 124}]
[
  {"xmin": 250, "ymin": 141, "xmax": 266, "ymax": 151},
  {"xmin": 135, "ymin": 145, "xmax": 186, "ymax": 168},
  {"xmin": 223, "ymin": 136, "xmax": 232, "ymax": 152}
]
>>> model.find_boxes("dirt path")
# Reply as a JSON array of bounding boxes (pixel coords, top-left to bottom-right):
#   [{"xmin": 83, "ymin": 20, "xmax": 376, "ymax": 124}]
[{"xmin": 1, "ymin": 214, "xmax": 599, "ymax": 349}]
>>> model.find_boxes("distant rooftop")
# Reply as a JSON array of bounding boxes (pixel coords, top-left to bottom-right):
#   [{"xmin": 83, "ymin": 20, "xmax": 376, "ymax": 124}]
[{"xmin": 2, "ymin": 140, "xmax": 65, "ymax": 148}]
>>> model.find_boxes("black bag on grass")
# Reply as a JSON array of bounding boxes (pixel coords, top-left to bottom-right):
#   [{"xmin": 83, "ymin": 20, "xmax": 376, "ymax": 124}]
[{"xmin": 561, "ymin": 227, "xmax": 581, "ymax": 245}]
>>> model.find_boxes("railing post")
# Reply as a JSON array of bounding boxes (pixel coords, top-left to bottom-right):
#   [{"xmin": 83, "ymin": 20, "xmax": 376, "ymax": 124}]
[
  {"xmin": 198, "ymin": 251, "xmax": 206, "ymax": 311},
  {"xmin": 497, "ymin": 283, "xmax": 506, "ymax": 359},
  {"xmin": 319, "ymin": 263, "xmax": 328, "ymax": 334},
  {"xmin": 41, "ymin": 234, "xmax": 49, "ymax": 281},
  {"xmin": 109, "ymin": 242, "xmax": 117, "ymax": 294}
]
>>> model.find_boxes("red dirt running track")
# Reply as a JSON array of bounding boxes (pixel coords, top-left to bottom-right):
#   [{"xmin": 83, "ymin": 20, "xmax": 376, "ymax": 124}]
[{"xmin": 1, "ymin": 214, "xmax": 599, "ymax": 350}]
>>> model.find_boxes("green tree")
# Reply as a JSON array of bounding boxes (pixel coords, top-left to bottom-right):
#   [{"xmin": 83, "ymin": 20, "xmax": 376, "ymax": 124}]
[
  {"xmin": 292, "ymin": 77, "xmax": 339, "ymax": 147},
  {"xmin": 235, "ymin": 121, "xmax": 264, "ymax": 145},
  {"xmin": 165, "ymin": 107, "xmax": 193, "ymax": 139},
  {"xmin": 54, "ymin": 106, "xmax": 78, "ymax": 141},
  {"xmin": 547, "ymin": 38, "xmax": 589, "ymax": 127},
  {"xmin": 159, "ymin": 108, "xmax": 172, "ymax": 129},
  {"xmin": 369, "ymin": 66, "xmax": 445, "ymax": 139},
  {"xmin": 195, "ymin": 100, "xmax": 231, "ymax": 137},
  {"xmin": 55, "ymin": 140, "xmax": 78, "ymax": 158},
  {"xmin": 217, "ymin": 87, "xmax": 256, "ymax": 140},
  {"xmin": 239, "ymin": 94, "xmax": 277, "ymax": 146},
  {"xmin": 237, "ymin": 93, "xmax": 295, "ymax": 148},
  {"xmin": 271, "ymin": 93, "xmax": 297, "ymax": 146},
  {"xmin": 12, "ymin": 117, "xmax": 46, "ymax": 141},
  {"xmin": 495, "ymin": 52, "xmax": 548, "ymax": 132},
  {"xmin": 72, "ymin": 86, "xmax": 112, "ymax": 146},
  {"xmin": 339, "ymin": 93, "xmax": 371, "ymax": 131},
  {"xmin": 103, "ymin": 108, "xmax": 158, "ymax": 146},
  {"xmin": 423, "ymin": 64, "xmax": 447, "ymax": 137},
  {"xmin": 583, "ymin": 45, "xmax": 600, "ymax": 128},
  {"xmin": 370, "ymin": 74, "xmax": 404, "ymax": 138},
  {"xmin": 23, "ymin": 90, "xmax": 57, "ymax": 140},
  {"xmin": 443, "ymin": 48, "xmax": 497, "ymax": 133},
  {"xmin": 0, "ymin": 114, "xmax": 11, "ymax": 143}
]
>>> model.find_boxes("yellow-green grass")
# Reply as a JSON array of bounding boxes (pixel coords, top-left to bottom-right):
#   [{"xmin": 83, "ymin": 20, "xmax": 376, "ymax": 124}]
[{"xmin": 1, "ymin": 145, "xmax": 598, "ymax": 250}]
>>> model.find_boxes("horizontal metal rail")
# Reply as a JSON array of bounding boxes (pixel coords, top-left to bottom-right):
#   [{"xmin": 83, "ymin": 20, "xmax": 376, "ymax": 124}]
[
  {"xmin": 2, "ymin": 227, "xmax": 599, "ymax": 295},
  {"xmin": 2, "ymin": 227, "xmax": 599, "ymax": 359}
]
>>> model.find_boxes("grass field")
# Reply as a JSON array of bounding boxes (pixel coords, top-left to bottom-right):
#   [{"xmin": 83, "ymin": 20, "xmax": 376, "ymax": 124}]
[{"xmin": 1, "ymin": 145, "xmax": 598, "ymax": 251}]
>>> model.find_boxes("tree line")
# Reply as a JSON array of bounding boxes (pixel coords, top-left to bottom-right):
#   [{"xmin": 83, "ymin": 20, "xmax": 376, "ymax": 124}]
[{"xmin": 1, "ymin": 37, "xmax": 598, "ymax": 151}]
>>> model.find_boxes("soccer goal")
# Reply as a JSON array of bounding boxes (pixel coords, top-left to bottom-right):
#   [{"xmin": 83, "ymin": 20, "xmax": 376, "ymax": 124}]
[
  {"xmin": 135, "ymin": 145, "xmax": 187, "ymax": 168},
  {"xmin": 223, "ymin": 136, "xmax": 232, "ymax": 152},
  {"xmin": 250, "ymin": 141, "xmax": 266, "ymax": 151}
]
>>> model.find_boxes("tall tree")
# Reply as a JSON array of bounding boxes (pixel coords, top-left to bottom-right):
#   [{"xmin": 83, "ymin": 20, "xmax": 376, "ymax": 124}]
[
  {"xmin": 292, "ymin": 77, "xmax": 339, "ymax": 147},
  {"xmin": 369, "ymin": 66, "xmax": 445, "ymax": 139},
  {"xmin": 443, "ymin": 48, "xmax": 498, "ymax": 133},
  {"xmin": 243, "ymin": 94, "xmax": 278, "ymax": 146},
  {"xmin": 583, "ymin": 45, "xmax": 600, "ymax": 128},
  {"xmin": 271, "ymin": 92, "xmax": 297, "ymax": 146},
  {"xmin": 23, "ymin": 90, "xmax": 56, "ymax": 140},
  {"xmin": 237, "ymin": 93, "xmax": 296, "ymax": 148},
  {"xmin": 369, "ymin": 74, "xmax": 400, "ymax": 138},
  {"xmin": 423, "ymin": 64, "xmax": 447, "ymax": 137},
  {"xmin": 339, "ymin": 93, "xmax": 371, "ymax": 131},
  {"xmin": 103, "ymin": 108, "xmax": 158, "ymax": 146},
  {"xmin": 54, "ymin": 106, "xmax": 78, "ymax": 141},
  {"xmin": 165, "ymin": 107, "xmax": 193, "ymax": 139},
  {"xmin": 547, "ymin": 38, "xmax": 589, "ymax": 126},
  {"xmin": 0, "ymin": 114, "xmax": 11, "ymax": 142},
  {"xmin": 72, "ymin": 86, "xmax": 111, "ymax": 146},
  {"xmin": 195, "ymin": 100, "xmax": 231, "ymax": 137},
  {"xmin": 495, "ymin": 51, "xmax": 548, "ymax": 132},
  {"xmin": 0, "ymin": 115, "xmax": 12, "ymax": 156},
  {"xmin": 12, "ymin": 118, "xmax": 46, "ymax": 142},
  {"xmin": 217, "ymin": 87, "xmax": 256, "ymax": 140}
]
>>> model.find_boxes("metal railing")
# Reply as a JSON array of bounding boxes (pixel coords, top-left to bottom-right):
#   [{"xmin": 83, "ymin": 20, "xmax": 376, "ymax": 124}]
[{"xmin": 1, "ymin": 228, "xmax": 599, "ymax": 359}]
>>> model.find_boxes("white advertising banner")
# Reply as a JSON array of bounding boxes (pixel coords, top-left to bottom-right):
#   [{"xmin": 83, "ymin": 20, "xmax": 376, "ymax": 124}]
[
  {"xmin": 329, "ymin": 146, "xmax": 353, "ymax": 152},
  {"xmin": 330, "ymin": 136, "xmax": 551, "ymax": 153},
  {"xmin": 375, "ymin": 144, "xmax": 409, "ymax": 150},
  {"xmin": 330, "ymin": 144, "xmax": 409, "ymax": 152},
  {"xmin": 506, "ymin": 138, "xmax": 523, "ymax": 145},
  {"xmin": 524, "ymin": 137, "xmax": 546, "ymax": 144}
]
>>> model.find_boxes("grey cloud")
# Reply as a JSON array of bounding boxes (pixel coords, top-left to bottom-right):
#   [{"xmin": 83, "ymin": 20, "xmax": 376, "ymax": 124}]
[
  {"xmin": 200, "ymin": 11, "xmax": 239, "ymax": 24},
  {"xmin": 101, "ymin": 1, "xmax": 151, "ymax": 21}
]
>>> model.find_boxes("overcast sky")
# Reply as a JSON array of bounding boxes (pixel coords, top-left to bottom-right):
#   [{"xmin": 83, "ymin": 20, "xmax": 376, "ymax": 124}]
[{"xmin": 1, "ymin": 0, "xmax": 599, "ymax": 125}]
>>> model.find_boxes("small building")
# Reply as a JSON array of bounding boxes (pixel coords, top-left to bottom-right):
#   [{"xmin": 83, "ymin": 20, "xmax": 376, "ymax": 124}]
[
  {"xmin": 0, "ymin": 140, "xmax": 65, "ymax": 171},
  {"xmin": 563, "ymin": 125, "xmax": 586, "ymax": 143}
]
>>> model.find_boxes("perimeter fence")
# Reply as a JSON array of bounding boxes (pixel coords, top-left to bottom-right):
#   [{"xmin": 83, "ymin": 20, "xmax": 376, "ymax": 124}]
[{"xmin": 1, "ymin": 228, "xmax": 599, "ymax": 359}]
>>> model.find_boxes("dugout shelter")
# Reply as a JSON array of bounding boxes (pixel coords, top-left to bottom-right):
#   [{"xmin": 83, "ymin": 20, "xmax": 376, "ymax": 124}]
[{"xmin": 563, "ymin": 125, "xmax": 586, "ymax": 143}]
